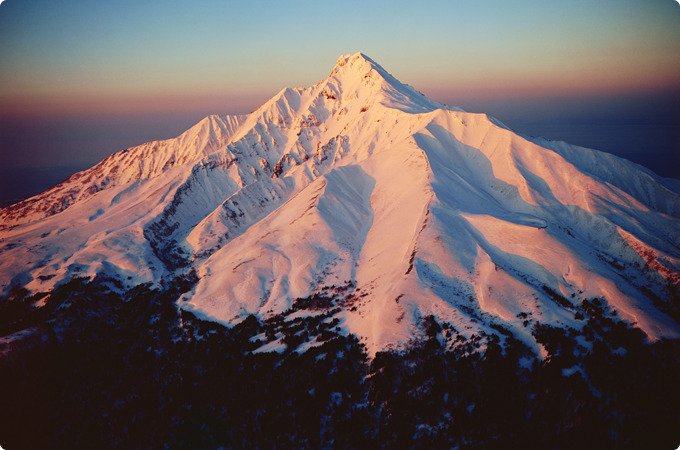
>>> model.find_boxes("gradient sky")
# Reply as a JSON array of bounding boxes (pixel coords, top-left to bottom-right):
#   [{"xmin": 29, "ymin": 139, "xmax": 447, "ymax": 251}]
[{"xmin": 1, "ymin": 0, "xmax": 679, "ymax": 201}]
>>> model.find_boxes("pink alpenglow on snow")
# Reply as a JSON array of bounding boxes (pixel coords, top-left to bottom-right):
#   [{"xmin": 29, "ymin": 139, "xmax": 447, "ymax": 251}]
[{"xmin": 1, "ymin": 53, "xmax": 679, "ymax": 355}]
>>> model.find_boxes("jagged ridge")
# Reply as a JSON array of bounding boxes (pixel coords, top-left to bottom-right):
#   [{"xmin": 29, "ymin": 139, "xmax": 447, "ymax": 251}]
[{"xmin": 1, "ymin": 52, "xmax": 678, "ymax": 355}]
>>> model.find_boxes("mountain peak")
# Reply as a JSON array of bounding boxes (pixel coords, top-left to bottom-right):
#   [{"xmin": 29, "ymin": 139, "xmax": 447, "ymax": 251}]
[
  {"xmin": 333, "ymin": 51, "xmax": 374, "ymax": 66},
  {"xmin": 2, "ymin": 52, "xmax": 678, "ymax": 357},
  {"xmin": 327, "ymin": 52, "xmax": 450, "ymax": 113},
  {"xmin": 329, "ymin": 52, "xmax": 380, "ymax": 78}
]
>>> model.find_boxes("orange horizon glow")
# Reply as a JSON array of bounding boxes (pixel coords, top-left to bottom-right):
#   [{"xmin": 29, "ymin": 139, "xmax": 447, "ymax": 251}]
[
  {"xmin": 3, "ymin": 67, "xmax": 678, "ymax": 120},
  {"xmin": 2, "ymin": 0, "xmax": 679, "ymax": 119}
]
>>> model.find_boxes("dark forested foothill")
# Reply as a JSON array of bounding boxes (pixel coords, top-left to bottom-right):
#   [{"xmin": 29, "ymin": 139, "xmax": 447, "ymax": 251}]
[{"xmin": 0, "ymin": 279, "xmax": 679, "ymax": 449}]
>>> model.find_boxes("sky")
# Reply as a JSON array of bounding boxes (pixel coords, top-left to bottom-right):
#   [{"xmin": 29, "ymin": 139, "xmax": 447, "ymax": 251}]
[{"xmin": 1, "ymin": 0, "xmax": 679, "ymax": 202}]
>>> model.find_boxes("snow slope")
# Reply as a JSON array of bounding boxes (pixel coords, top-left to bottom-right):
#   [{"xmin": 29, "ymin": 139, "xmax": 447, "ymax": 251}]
[{"xmin": 1, "ymin": 52, "xmax": 679, "ymax": 354}]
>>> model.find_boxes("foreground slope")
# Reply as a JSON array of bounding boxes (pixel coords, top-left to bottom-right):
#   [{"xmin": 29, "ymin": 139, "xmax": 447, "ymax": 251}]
[{"xmin": 1, "ymin": 52, "xmax": 679, "ymax": 354}]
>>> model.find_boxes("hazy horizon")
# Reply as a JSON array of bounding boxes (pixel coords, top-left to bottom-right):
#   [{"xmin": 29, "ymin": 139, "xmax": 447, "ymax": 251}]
[
  {"xmin": 1, "ymin": 0, "xmax": 679, "ymax": 203},
  {"xmin": 1, "ymin": 86, "xmax": 679, "ymax": 205}
]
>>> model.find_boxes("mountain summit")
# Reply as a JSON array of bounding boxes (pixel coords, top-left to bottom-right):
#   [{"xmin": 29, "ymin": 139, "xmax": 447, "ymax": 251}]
[
  {"xmin": 325, "ymin": 52, "xmax": 449, "ymax": 113},
  {"xmin": 1, "ymin": 53, "xmax": 679, "ymax": 354}
]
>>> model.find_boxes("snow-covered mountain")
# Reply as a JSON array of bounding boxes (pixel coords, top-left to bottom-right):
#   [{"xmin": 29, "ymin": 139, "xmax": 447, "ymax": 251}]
[{"xmin": 1, "ymin": 52, "xmax": 679, "ymax": 354}]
